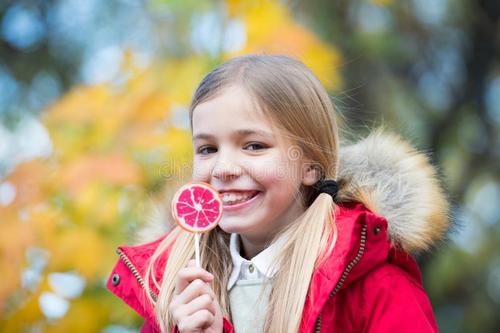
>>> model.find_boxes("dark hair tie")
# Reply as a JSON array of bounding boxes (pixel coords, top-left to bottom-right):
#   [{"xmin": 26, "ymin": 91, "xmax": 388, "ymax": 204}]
[{"xmin": 312, "ymin": 179, "xmax": 339, "ymax": 202}]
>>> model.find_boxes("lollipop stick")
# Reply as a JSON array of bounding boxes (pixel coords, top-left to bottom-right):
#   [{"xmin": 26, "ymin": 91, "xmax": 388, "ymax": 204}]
[{"xmin": 194, "ymin": 233, "xmax": 201, "ymax": 268}]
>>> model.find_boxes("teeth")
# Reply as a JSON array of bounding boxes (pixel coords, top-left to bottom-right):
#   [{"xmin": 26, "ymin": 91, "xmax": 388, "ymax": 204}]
[{"xmin": 221, "ymin": 192, "xmax": 256, "ymax": 204}]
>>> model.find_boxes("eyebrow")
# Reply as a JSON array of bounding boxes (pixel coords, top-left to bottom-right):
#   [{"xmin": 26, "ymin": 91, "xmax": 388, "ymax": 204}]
[{"xmin": 192, "ymin": 129, "xmax": 275, "ymax": 141}]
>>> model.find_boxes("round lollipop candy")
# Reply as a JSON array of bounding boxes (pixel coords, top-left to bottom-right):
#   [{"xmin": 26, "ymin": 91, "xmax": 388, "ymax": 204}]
[{"xmin": 171, "ymin": 182, "xmax": 223, "ymax": 267}]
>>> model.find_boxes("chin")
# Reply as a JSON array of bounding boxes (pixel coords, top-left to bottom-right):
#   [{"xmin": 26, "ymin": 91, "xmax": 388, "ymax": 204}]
[
  {"xmin": 218, "ymin": 219, "xmax": 253, "ymax": 235},
  {"xmin": 218, "ymin": 222, "xmax": 243, "ymax": 234}
]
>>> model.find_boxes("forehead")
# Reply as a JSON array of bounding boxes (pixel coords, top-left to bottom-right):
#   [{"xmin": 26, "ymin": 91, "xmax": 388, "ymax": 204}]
[{"xmin": 192, "ymin": 85, "xmax": 275, "ymax": 139}]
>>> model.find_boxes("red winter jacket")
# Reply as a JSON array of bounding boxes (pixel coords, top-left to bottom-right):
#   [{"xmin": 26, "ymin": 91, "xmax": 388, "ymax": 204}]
[
  {"xmin": 107, "ymin": 131, "xmax": 449, "ymax": 332},
  {"xmin": 107, "ymin": 202, "xmax": 438, "ymax": 333}
]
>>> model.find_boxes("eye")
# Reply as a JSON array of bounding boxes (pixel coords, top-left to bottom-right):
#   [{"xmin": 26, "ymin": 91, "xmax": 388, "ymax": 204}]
[
  {"xmin": 197, "ymin": 146, "xmax": 217, "ymax": 155},
  {"xmin": 244, "ymin": 142, "xmax": 267, "ymax": 151}
]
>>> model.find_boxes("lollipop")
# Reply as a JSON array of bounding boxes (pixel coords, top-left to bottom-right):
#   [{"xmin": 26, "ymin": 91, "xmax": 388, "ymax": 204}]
[{"xmin": 171, "ymin": 182, "xmax": 223, "ymax": 267}]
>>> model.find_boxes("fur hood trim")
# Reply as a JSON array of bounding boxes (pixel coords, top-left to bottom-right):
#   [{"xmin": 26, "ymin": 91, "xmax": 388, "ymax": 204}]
[
  {"xmin": 337, "ymin": 129, "xmax": 450, "ymax": 253},
  {"xmin": 138, "ymin": 129, "xmax": 450, "ymax": 254}
]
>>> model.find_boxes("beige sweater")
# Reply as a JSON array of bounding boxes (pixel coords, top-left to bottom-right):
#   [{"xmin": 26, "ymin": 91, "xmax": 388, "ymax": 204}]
[{"xmin": 229, "ymin": 278, "xmax": 272, "ymax": 333}]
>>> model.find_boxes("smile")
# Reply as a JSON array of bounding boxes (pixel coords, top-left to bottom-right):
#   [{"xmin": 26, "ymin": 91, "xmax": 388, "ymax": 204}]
[
  {"xmin": 220, "ymin": 191, "xmax": 261, "ymax": 211},
  {"xmin": 221, "ymin": 191, "xmax": 259, "ymax": 205}
]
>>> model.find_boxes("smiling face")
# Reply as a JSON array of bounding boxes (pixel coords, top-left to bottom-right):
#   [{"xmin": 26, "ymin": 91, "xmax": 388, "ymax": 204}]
[{"xmin": 191, "ymin": 85, "xmax": 316, "ymax": 247}]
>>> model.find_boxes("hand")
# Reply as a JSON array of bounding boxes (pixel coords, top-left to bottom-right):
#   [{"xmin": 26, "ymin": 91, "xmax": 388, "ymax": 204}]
[{"xmin": 169, "ymin": 259, "xmax": 223, "ymax": 333}]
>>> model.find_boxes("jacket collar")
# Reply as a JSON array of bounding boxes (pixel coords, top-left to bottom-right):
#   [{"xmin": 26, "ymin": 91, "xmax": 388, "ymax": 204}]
[{"xmin": 300, "ymin": 202, "xmax": 393, "ymax": 332}]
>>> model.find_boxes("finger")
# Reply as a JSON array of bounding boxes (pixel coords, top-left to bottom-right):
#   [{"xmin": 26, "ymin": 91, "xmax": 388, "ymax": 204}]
[
  {"xmin": 184, "ymin": 294, "xmax": 217, "ymax": 317},
  {"xmin": 174, "ymin": 267, "xmax": 213, "ymax": 295},
  {"xmin": 177, "ymin": 310, "xmax": 215, "ymax": 332},
  {"xmin": 172, "ymin": 293, "xmax": 217, "ymax": 323},
  {"xmin": 176, "ymin": 278, "xmax": 215, "ymax": 305}
]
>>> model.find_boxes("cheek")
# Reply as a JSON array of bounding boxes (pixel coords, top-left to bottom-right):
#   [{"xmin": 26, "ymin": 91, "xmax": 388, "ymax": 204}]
[
  {"xmin": 251, "ymin": 156, "xmax": 302, "ymax": 190},
  {"xmin": 191, "ymin": 159, "xmax": 213, "ymax": 181}
]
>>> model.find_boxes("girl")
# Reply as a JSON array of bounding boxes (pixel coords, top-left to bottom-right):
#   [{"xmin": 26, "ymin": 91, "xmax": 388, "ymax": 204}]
[{"xmin": 107, "ymin": 55, "xmax": 450, "ymax": 333}]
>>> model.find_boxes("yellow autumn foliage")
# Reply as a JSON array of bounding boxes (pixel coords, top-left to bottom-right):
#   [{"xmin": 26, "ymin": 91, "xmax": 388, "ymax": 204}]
[{"xmin": 226, "ymin": 0, "xmax": 342, "ymax": 89}]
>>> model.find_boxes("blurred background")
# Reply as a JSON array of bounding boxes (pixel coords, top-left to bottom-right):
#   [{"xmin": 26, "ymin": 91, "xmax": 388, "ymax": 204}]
[{"xmin": 0, "ymin": 0, "xmax": 499, "ymax": 332}]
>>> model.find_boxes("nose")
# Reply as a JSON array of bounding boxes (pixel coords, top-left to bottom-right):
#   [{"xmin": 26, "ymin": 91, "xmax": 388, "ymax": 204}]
[{"xmin": 211, "ymin": 150, "xmax": 242, "ymax": 181}]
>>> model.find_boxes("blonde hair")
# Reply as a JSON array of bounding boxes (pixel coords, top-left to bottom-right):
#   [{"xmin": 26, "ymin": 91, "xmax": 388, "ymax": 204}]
[{"xmin": 146, "ymin": 55, "xmax": 356, "ymax": 332}]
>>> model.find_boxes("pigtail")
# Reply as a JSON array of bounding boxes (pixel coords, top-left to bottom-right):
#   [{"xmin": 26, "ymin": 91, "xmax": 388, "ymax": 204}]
[{"xmin": 264, "ymin": 192, "xmax": 337, "ymax": 333}]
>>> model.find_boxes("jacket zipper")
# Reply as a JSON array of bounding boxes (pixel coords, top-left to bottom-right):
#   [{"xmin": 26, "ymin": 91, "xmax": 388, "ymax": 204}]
[
  {"xmin": 314, "ymin": 224, "xmax": 368, "ymax": 333},
  {"xmin": 117, "ymin": 248, "xmax": 158, "ymax": 302}
]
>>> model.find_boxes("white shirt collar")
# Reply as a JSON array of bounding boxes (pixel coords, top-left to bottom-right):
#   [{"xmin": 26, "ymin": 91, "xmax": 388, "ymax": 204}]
[{"xmin": 227, "ymin": 233, "xmax": 288, "ymax": 290}]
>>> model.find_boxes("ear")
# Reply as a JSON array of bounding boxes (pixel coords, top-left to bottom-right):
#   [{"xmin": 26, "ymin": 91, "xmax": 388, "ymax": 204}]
[{"xmin": 301, "ymin": 162, "xmax": 320, "ymax": 186}]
